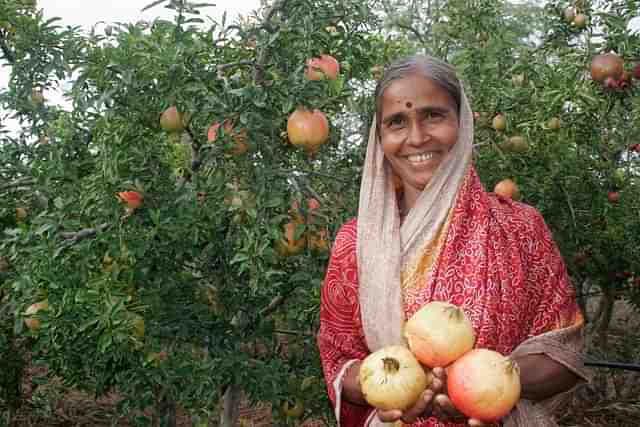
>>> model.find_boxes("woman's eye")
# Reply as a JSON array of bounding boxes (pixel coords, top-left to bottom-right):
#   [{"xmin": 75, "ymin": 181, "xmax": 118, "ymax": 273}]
[{"xmin": 389, "ymin": 117, "xmax": 405, "ymax": 127}]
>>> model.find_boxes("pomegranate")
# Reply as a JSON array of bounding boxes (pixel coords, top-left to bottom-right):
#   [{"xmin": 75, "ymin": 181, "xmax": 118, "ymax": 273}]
[
  {"xmin": 207, "ymin": 119, "xmax": 249, "ymax": 156},
  {"xmin": 511, "ymin": 74, "xmax": 525, "ymax": 87},
  {"xmin": 574, "ymin": 13, "xmax": 587, "ymax": 28},
  {"xmin": 371, "ymin": 64, "xmax": 384, "ymax": 80},
  {"xmin": 492, "ymin": 114, "xmax": 506, "ymax": 131},
  {"xmin": 275, "ymin": 221, "xmax": 306, "ymax": 257},
  {"xmin": 590, "ymin": 53, "xmax": 624, "ymax": 83},
  {"xmin": 0, "ymin": 256, "xmax": 10, "ymax": 273},
  {"xmin": 132, "ymin": 314, "xmax": 145, "ymax": 338},
  {"xmin": 633, "ymin": 64, "xmax": 640, "ymax": 80},
  {"xmin": 308, "ymin": 228, "xmax": 330, "ymax": 253},
  {"xmin": 573, "ymin": 251, "xmax": 589, "ymax": 267},
  {"xmin": 282, "ymin": 399, "xmax": 305, "ymax": 418},
  {"xmin": 146, "ymin": 351, "xmax": 168, "ymax": 367},
  {"xmin": 547, "ymin": 117, "xmax": 561, "ymax": 130},
  {"xmin": 30, "ymin": 89, "xmax": 45, "ymax": 105},
  {"xmin": 604, "ymin": 77, "xmax": 619, "ymax": 90},
  {"xmin": 563, "ymin": 7, "xmax": 575, "ymax": 23},
  {"xmin": 359, "ymin": 345, "xmax": 431, "ymax": 410},
  {"xmin": 447, "ymin": 349, "xmax": 521, "ymax": 422},
  {"xmin": 24, "ymin": 301, "xmax": 49, "ymax": 331},
  {"xmin": 117, "ymin": 191, "xmax": 144, "ymax": 210},
  {"xmin": 287, "ymin": 108, "xmax": 330, "ymax": 151},
  {"xmin": 502, "ymin": 136, "xmax": 529, "ymax": 153},
  {"xmin": 618, "ymin": 71, "xmax": 632, "ymax": 90},
  {"xmin": 290, "ymin": 197, "xmax": 320, "ymax": 223},
  {"xmin": 494, "ymin": 179, "xmax": 521, "ymax": 201},
  {"xmin": 16, "ymin": 207, "xmax": 28, "ymax": 221},
  {"xmin": 608, "ymin": 191, "xmax": 620, "ymax": 204},
  {"xmin": 304, "ymin": 54, "xmax": 340, "ymax": 81},
  {"xmin": 160, "ymin": 106, "xmax": 185, "ymax": 133},
  {"xmin": 404, "ymin": 301, "xmax": 475, "ymax": 368}
]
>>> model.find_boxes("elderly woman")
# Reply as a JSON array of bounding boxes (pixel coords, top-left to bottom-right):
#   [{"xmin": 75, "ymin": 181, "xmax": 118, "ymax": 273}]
[{"xmin": 317, "ymin": 55, "xmax": 589, "ymax": 427}]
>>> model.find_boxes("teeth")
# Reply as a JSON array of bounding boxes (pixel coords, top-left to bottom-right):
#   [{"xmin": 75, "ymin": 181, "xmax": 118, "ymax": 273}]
[{"xmin": 407, "ymin": 153, "xmax": 433, "ymax": 163}]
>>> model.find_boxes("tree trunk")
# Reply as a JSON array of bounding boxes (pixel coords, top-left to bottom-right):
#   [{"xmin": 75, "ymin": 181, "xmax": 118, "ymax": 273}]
[
  {"xmin": 220, "ymin": 383, "xmax": 242, "ymax": 427},
  {"xmin": 152, "ymin": 386, "xmax": 177, "ymax": 427}
]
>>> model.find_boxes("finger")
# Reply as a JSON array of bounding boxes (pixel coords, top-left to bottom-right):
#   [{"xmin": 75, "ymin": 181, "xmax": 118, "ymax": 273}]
[
  {"xmin": 376, "ymin": 409, "xmax": 402, "ymax": 423},
  {"xmin": 400, "ymin": 390, "xmax": 434, "ymax": 424},
  {"xmin": 428, "ymin": 375, "xmax": 444, "ymax": 393},
  {"xmin": 469, "ymin": 419, "xmax": 495, "ymax": 427},
  {"xmin": 434, "ymin": 393, "xmax": 464, "ymax": 419},
  {"xmin": 431, "ymin": 366, "xmax": 446, "ymax": 380}
]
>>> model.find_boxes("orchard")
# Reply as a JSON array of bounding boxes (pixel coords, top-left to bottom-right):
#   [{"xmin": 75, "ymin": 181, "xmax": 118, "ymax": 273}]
[{"xmin": 1, "ymin": 0, "xmax": 640, "ymax": 426}]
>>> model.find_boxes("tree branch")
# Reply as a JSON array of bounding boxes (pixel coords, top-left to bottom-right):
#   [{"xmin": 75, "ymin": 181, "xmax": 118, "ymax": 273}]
[
  {"xmin": 259, "ymin": 295, "xmax": 284, "ymax": 317},
  {"xmin": 0, "ymin": 33, "xmax": 16, "ymax": 64},
  {"xmin": 59, "ymin": 223, "xmax": 110, "ymax": 242},
  {"xmin": 395, "ymin": 22, "xmax": 427, "ymax": 44},
  {"xmin": 217, "ymin": 59, "xmax": 255, "ymax": 72},
  {"xmin": 560, "ymin": 182, "xmax": 578, "ymax": 232},
  {"xmin": 252, "ymin": 0, "xmax": 290, "ymax": 85},
  {"xmin": 0, "ymin": 178, "xmax": 36, "ymax": 191}
]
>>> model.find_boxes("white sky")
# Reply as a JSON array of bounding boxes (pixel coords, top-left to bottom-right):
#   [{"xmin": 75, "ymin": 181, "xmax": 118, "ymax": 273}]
[
  {"xmin": 0, "ymin": 0, "xmax": 260, "ymax": 133},
  {"xmin": 37, "ymin": 0, "xmax": 259, "ymax": 29}
]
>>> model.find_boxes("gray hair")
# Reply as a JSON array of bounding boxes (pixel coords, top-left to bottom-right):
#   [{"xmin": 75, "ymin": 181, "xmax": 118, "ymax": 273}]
[{"xmin": 374, "ymin": 55, "xmax": 462, "ymax": 137}]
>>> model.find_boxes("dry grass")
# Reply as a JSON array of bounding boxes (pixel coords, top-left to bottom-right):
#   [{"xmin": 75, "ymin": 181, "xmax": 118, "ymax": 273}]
[
  {"xmin": 4, "ymin": 299, "xmax": 640, "ymax": 426},
  {"xmin": 7, "ymin": 377, "xmax": 640, "ymax": 427}
]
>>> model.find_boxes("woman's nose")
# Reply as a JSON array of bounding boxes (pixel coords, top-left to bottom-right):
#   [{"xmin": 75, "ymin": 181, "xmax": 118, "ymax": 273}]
[{"xmin": 407, "ymin": 120, "xmax": 428, "ymax": 146}]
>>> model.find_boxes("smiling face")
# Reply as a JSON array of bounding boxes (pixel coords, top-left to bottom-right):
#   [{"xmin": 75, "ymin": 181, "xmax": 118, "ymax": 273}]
[{"xmin": 379, "ymin": 73, "xmax": 460, "ymax": 205}]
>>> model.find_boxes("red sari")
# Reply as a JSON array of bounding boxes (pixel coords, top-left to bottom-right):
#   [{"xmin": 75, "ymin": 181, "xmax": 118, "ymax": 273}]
[{"xmin": 317, "ymin": 168, "xmax": 583, "ymax": 427}]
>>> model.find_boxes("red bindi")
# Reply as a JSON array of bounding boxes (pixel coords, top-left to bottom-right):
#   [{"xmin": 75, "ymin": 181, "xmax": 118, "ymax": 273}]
[{"xmin": 405, "ymin": 102, "xmax": 413, "ymax": 108}]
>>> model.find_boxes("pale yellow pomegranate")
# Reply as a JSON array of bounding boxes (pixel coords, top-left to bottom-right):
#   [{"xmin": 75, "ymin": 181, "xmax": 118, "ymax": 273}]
[{"xmin": 404, "ymin": 301, "xmax": 475, "ymax": 367}]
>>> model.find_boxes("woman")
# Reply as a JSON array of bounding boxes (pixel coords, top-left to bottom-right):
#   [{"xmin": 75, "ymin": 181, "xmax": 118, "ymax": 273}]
[{"xmin": 317, "ymin": 55, "xmax": 589, "ymax": 427}]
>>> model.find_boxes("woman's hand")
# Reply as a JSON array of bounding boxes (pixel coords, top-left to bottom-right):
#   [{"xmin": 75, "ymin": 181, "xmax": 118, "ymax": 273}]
[
  {"xmin": 373, "ymin": 366, "xmax": 499, "ymax": 426},
  {"xmin": 376, "ymin": 371, "xmax": 445, "ymax": 424},
  {"xmin": 430, "ymin": 367, "xmax": 498, "ymax": 427}
]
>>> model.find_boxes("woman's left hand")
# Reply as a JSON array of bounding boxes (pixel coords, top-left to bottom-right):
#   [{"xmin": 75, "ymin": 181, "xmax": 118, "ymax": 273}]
[{"xmin": 430, "ymin": 367, "xmax": 498, "ymax": 427}]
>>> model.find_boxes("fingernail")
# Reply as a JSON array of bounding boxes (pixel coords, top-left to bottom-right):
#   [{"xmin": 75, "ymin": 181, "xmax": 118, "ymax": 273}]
[{"xmin": 424, "ymin": 390, "xmax": 433, "ymax": 401}]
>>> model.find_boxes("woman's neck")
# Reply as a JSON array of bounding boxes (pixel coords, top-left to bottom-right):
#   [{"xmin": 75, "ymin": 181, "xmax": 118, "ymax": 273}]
[
  {"xmin": 398, "ymin": 189, "xmax": 420, "ymax": 220},
  {"xmin": 399, "ymin": 187, "xmax": 421, "ymax": 217}
]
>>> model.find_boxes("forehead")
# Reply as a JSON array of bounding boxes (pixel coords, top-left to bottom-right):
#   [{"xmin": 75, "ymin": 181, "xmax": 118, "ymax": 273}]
[{"xmin": 381, "ymin": 74, "xmax": 456, "ymax": 113}]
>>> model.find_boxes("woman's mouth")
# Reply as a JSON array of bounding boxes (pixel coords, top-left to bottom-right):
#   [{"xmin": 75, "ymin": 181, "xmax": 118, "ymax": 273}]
[{"xmin": 406, "ymin": 152, "xmax": 435, "ymax": 164}]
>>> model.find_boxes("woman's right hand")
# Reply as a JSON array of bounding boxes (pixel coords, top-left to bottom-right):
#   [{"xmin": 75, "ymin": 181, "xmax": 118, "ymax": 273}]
[{"xmin": 376, "ymin": 369, "xmax": 446, "ymax": 424}]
